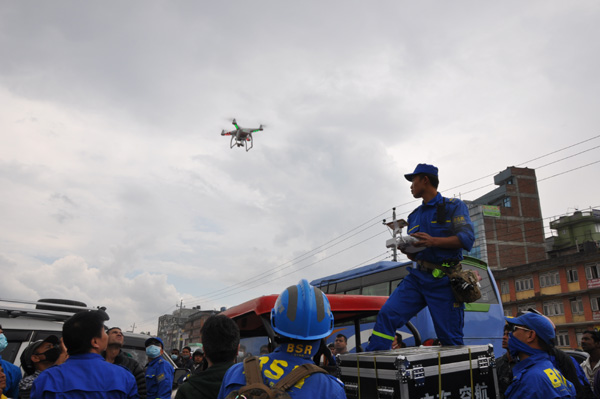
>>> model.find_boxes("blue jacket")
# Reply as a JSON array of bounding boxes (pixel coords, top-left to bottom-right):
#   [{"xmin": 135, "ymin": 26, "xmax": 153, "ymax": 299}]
[
  {"xmin": 30, "ymin": 352, "xmax": 138, "ymax": 399},
  {"xmin": 145, "ymin": 356, "xmax": 174, "ymax": 399},
  {"xmin": 218, "ymin": 342, "xmax": 345, "ymax": 399},
  {"xmin": 505, "ymin": 352, "xmax": 576, "ymax": 399},
  {"xmin": 0, "ymin": 356, "xmax": 21, "ymax": 398},
  {"xmin": 407, "ymin": 192, "xmax": 475, "ymax": 264}
]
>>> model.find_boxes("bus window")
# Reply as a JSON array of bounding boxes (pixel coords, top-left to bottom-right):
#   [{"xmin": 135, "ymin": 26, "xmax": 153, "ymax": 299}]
[
  {"xmin": 362, "ymin": 282, "xmax": 389, "ymax": 296},
  {"xmin": 345, "ymin": 288, "xmax": 360, "ymax": 295}
]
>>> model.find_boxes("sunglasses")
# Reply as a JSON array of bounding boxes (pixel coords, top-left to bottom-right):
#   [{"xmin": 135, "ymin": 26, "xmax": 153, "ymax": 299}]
[{"xmin": 509, "ymin": 324, "xmax": 532, "ymax": 333}]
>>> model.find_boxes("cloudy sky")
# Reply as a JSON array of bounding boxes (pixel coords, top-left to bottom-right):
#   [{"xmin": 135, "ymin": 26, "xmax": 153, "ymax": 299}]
[{"xmin": 1, "ymin": 1, "xmax": 599, "ymax": 334}]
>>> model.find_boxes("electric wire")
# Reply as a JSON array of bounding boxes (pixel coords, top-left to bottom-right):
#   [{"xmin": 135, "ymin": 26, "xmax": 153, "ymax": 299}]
[{"xmin": 146, "ymin": 135, "xmax": 600, "ymax": 324}]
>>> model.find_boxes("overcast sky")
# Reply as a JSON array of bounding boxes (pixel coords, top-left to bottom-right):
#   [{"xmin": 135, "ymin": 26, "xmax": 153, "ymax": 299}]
[{"xmin": 1, "ymin": 1, "xmax": 599, "ymax": 334}]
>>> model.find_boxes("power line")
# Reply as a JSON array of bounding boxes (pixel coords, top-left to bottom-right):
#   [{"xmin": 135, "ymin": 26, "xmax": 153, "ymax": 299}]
[{"xmin": 146, "ymin": 134, "xmax": 600, "ymax": 320}]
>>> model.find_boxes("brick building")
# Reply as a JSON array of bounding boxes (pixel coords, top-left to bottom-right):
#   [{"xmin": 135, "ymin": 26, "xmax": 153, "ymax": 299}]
[
  {"xmin": 467, "ymin": 167, "xmax": 547, "ymax": 268},
  {"xmin": 466, "ymin": 166, "xmax": 600, "ymax": 349},
  {"xmin": 494, "ymin": 249, "xmax": 600, "ymax": 348}
]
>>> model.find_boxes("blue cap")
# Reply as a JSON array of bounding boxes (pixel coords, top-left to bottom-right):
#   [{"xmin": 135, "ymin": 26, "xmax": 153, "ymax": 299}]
[
  {"xmin": 145, "ymin": 336, "xmax": 164, "ymax": 348},
  {"xmin": 404, "ymin": 163, "xmax": 439, "ymax": 181},
  {"xmin": 505, "ymin": 313, "xmax": 555, "ymax": 346}
]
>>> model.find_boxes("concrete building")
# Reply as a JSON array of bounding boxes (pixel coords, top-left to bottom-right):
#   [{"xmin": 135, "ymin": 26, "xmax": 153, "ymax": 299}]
[
  {"xmin": 157, "ymin": 307, "xmax": 198, "ymax": 351},
  {"xmin": 467, "ymin": 166, "xmax": 547, "ymax": 268},
  {"xmin": 492, "ymin": 206, "xmax": 600, "ymax": 348},
  {"xmin": 182, "ymin": 309, "xmax": 219, "ymax": 346},
  {"xmin": 547, "ymin": 209, "xmax": 600, "ymax": 257}
]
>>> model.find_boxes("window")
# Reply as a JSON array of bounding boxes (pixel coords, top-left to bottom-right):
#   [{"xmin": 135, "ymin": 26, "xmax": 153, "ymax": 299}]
[
  {"xmin": 566, "ymin": 268, "xmax": 579, "ymax": 283},
  {"xmin": 543, "ymin": 300, "xmax": 564, "ymax": 316},
  {"xmin": 586, "ymin": 263, "xmax": 600, "ymax": 280},
  {"xmin": 517, "ymin": 303, "xmax": 537, "ymax": 314},
  {"xmin": 590, "ymin": 296, "xmax": 600, "ymax": 312},
  {"xmin": 504, "ymin": 308, "xmax": 512, "ymax": 317},
  {"xmin": 362, "ymin": 282, "xmax": 389, "ymax": 296},
  {"xmin": 540, "ymin": 271, "xmax": 560, "ymax": 288},
  {"xmin": 515, "ymin": 276, "xmax": 534, "ymax": 292},
  {"xmin": 570, "ymin": 297, "xmax": 584, "ymax": 315},
  {"xmin": 503, "ymin": 197, "xmax": 511, "ymax": 208},
  {"xmin": 500, "ymin": 281, "xmax": 510, "ymax": 295},
  {"xmin": 345, "ymin": 288, "xmax": 360, "ymax": 295},
  {"xmin": 556, "ymin": 330, "xmax": 570, "ymax": 347},
  {"xmin": 506, "ymin": 178, "xmax": 513, "ymax": 185}
]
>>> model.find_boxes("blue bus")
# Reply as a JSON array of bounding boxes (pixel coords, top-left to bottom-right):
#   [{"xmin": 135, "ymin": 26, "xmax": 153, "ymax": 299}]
[{"xmin": 310, "ymin": 256, "xmax": 505, "ymax": 357}]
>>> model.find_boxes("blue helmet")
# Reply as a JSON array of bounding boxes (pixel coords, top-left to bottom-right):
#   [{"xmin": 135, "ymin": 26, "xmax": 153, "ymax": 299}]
[{"xmin": 271, "ymin": 279, "xmax": 334, "ymax": 340}]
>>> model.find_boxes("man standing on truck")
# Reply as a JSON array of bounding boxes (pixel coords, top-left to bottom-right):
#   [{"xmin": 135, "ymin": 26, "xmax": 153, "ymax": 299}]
[
  {"xmin": 365, "ymin": 163, "xmax": 475, "ymax": 351},
  {"xmin": 218, "ymin": 280, "xmax": 346, "ymax": 399}
]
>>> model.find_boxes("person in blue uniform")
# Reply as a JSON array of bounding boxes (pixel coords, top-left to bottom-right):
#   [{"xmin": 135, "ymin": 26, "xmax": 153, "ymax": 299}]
[
  {"xmin": 365, "ymin": 163, "xmax": 475, "ymax": 351},
  {"xmin": 0, "ymin": 324, "xmax": 22, "ymax": 399},
  {"xmin": 145, "ymin": 337, "xmax": 173, "ymax": 399},
  {"xmin": 218, "ymin": 279, "xmax": 346, "ymax": 399},
  {"xmin": 30, "ymin": 310, "xmax": 138, "ymax": 399},
  {"xmin": 504, "ymin": 312, "xmax": 576, "ymax": 399}
]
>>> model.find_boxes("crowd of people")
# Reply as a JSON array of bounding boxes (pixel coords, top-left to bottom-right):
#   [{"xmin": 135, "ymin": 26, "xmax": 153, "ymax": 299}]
[{"xmin": 1, "ymin": 163, "xmax": 599, "ymax": 399}]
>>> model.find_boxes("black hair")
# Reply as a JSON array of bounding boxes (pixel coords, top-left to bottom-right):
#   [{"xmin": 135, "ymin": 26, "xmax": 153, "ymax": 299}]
[
  {"xmin": 419, "ymin": 173, "xmax": 439, "ymax": 189},
  {"xmin": 182, "ymin": 346, "xmax": 191, "ymax": 352},
  {"xmin": 584, "ymin": 330, "xmax": 600, "ymax": 343},
  {"xmin": 63, "ymin": 310, "xmax": 106, "ymax": 355},
  {"xmin": 201, "ymin": 315, "xmax": 240, "ymax": 364},
  {"xmin": 171, "ymin": 348, "xmax": 179, "ymax": 353},
  {"xmin": 336, "ymin": 334, "xmax": 347, "ymax": 342}
]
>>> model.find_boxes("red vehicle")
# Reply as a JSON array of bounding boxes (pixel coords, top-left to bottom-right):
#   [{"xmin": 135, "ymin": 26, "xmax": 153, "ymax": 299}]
[{"xmin": 221, "ymin": 294, "xmax": 421, "ymax": 356}]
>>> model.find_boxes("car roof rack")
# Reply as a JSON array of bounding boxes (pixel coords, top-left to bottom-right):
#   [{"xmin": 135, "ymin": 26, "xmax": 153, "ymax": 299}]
[{"xmin": 0, "ymin": 298, "xmax": 107, "ymax": 322}]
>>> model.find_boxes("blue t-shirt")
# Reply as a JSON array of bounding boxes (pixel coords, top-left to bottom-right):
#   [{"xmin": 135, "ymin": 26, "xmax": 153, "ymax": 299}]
[
  {"xmin": 407, "ymin": 192, "xmax": 474, "ymax": 264},
  {"xmin": 145, "ymin": 356, "xmax": 174, "ymax": 399},
  {"xmin": 30, "ymin": 352, "xmax": 138, "ymax": 399},
  {"xmin": 218, "ymin": 341, "xmax": 345, "ymax": 399},
  {"xmin": 506, "ymin": 352, "xmax": 576, "ymax": 399},
  {"xmin": 0, "ymin": 356, "xmax": 22, "ymax": 398}
]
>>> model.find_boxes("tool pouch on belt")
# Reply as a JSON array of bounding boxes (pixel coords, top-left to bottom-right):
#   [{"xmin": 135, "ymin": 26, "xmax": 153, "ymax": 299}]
[{"xmin": 444, "ymin": 263, "xmax": 482, "ymax": 303}]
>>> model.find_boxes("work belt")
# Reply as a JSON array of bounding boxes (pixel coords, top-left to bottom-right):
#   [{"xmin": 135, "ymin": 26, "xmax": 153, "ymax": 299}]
[
  {"xmin": 416, "ymin": 260, "xmax": 442, "ymax": 273},
  {"xmin": 416, "ymin": 260, "xmax": 460, "ymax": 274}
]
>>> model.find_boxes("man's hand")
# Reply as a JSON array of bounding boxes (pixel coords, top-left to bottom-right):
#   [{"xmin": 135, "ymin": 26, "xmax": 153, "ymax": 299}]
[{"xmin": 411, "ymin": 232, "xmax": 437, "ymax": 248}]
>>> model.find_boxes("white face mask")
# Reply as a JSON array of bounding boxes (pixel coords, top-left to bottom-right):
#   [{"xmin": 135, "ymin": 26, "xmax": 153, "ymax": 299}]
[{"xmin": 238, "ymin": 351, "xmax": 245, "ymax": 357}]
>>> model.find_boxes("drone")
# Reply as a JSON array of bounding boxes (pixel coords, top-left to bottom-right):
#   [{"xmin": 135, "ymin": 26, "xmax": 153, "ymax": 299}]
[{"xmin": 220, "ymin": 119, "xmax": 264, "ymax": 152}]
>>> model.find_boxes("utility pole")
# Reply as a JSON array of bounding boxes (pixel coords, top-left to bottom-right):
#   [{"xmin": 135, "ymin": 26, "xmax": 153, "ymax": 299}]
[
  {"xmin": 391, "ymin": 208, "xmax": 397, "ymax": 261},
  {"xmin": 176, "ymin": 299, "xmax": 183, "ymax": 351},
  {"xmin": 130, "ymin": 322, "xmax": 136, "ymax": 333}
]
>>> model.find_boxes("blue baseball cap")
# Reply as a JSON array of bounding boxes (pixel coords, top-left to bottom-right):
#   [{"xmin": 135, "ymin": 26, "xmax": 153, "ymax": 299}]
[
  {"xmin": 145, "ymin": 336, "xmax": 164, "ymax": 348},
  {"xmin": 404, "ymin": 163, "xmax": 439, "ymax": 181},
  {"xmin": 505, "ymin": 313, "xmax": 555, "ymax": 346}
]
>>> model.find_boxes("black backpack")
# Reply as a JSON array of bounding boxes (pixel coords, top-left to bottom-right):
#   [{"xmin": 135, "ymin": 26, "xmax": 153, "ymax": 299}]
[{"xmin": 224, "ymin": 356, "xmax": 327, "ymax": 399}]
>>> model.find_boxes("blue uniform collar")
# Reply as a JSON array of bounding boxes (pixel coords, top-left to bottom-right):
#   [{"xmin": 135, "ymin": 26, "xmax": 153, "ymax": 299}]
[
  {"xmin": 512, "ymin": 351, "xmax": 551, "ymax": 375},
  {"xmin": 422, "ymin": 192, "xmax": 443, "ymax": 207}
]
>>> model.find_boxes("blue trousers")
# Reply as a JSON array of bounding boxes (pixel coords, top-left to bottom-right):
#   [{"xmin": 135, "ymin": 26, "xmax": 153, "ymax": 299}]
[{"xmin": 365, "ymin": 268, "xmax": 464, "ymax": 351}]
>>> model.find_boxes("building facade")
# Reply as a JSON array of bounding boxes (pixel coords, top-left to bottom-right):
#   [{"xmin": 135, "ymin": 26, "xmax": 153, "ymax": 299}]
[
  {"xmin": 494, "ymin": 249, "xmax": 600, "ymax": 348},
  {"xmin": 468, "ymin": 167, "xmax": 547, "ymax": 268},
  {"xmin": 157, "ymin": 307, "xmax": 198, "ymax": 351}
]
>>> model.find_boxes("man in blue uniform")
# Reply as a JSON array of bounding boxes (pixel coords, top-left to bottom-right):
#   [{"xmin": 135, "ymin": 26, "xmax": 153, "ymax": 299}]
[
  {"xmin": 145, "ymin": 337, "xmax": 173, "ymax": 399},
  {"xmin": 218, "ymin": 280, "xmax": 346, "ymax": 399},
  {"xmin": 31, "ymin": 310, "xmax": 138, "ymax": 399},
  {"xmin": 504, "ymin": 312, "xmax": 576, "ymax": 398},
  {"xmin": 0, "ymin": 324, "xmax": 22, "ymax": 398},
  {"xmin": 365, "ymin": 163, "xmax": 475, "ymax": 351}
]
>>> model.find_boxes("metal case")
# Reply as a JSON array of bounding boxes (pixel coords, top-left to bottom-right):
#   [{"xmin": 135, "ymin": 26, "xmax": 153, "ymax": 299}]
[{"xmin": 338, "ymin": 344, "xmax": 499, "ymax": 399}]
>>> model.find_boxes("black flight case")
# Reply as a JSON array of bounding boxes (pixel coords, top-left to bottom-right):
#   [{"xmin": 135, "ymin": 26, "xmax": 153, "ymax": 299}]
[{"xmin": 337, "ymin": 344, "xmax": 499, "ymax": 399}]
